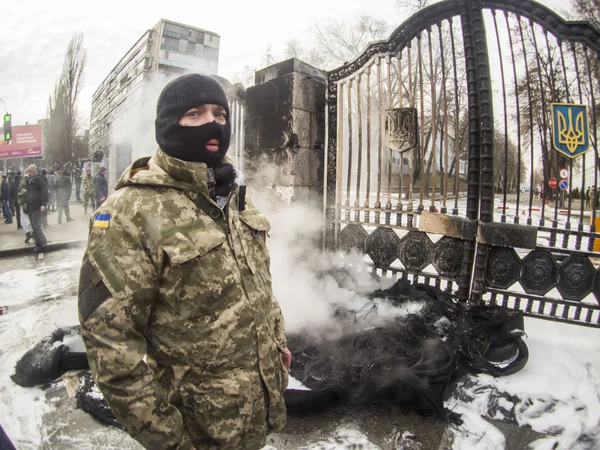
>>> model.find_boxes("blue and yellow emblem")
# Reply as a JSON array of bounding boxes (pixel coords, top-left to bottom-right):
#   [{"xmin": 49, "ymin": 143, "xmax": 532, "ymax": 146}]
[
  {"xmin": 93, "ymin": 213, "xmax": 111, "ymax": 229},
  {"xmin": 551, "ymin": 103, "xmax": 590, "ymax": 159}
]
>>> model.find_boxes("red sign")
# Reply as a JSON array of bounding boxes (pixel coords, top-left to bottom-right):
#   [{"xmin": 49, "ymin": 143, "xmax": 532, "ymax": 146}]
[
  {"xmin": 0, "ymin": 125, "xmax": 43, "ymax": 160},
  {"xmin": 549, "ymin": 178, "xmax": 557, "ymax": 188}
]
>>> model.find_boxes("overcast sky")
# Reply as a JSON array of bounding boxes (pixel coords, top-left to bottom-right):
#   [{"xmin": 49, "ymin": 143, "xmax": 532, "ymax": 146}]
[{"xmin": 1, "ymin": 0, "xmax": 569, "ymax": 129}]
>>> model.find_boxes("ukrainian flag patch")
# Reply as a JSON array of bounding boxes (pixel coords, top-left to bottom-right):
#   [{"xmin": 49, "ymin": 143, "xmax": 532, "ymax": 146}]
[{"xmin": 93, "ymin": 213, "xmax": 111, "ymax": 229}]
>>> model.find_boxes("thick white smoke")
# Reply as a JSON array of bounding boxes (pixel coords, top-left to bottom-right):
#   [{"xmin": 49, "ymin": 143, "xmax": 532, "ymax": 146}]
[{"xmin": 247, "ymin": 168, "xmax": 414, "ymax": 339}]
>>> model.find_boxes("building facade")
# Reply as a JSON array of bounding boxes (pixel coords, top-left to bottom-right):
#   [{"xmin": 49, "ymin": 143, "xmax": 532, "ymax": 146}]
[{"xmin": 89, "ymin": 19, "xmax": 220, "ymax": 189}]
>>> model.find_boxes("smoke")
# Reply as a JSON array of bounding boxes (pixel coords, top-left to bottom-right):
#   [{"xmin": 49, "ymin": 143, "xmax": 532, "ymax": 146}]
[{"xmin": 247, "ymin": 163, "xmax": 419, "ymax": 339}]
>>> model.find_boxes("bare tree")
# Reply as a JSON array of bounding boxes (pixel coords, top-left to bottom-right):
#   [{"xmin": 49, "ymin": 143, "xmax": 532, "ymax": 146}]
[
  {"xmin": 572, "ymin": 0, "xmax": 600, "ymax": 28},
  {"xmin": 283, "ymin": 39, "xmax": 327, "ymax": 68},
  {"xmin": 311, "ymin": 14, "xmax": 389, "ymax": 69},
  {"xmin": 262, "ymin": 45, "xmax": 276, "ymax": 67},
  {"xmin": 493, "ymin": 129, "xmax": 526, "ymax": 193},
  {"xmin": 46, "ymin": 33, "xmax": 86, "ymax": 164},
  {"xmin": 395, "ymin": 0, "xmax": 433, "ymax": 14}
]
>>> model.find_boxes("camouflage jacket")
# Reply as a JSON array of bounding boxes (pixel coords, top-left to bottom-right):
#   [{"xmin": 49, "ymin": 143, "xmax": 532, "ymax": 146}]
[
  {"xmin": 82, "ymin": 174, "xmax": 94, "ymax": 194},
  {"xmin": 78, "ymin": 149, "xmax": 288, "ymax": 450}
]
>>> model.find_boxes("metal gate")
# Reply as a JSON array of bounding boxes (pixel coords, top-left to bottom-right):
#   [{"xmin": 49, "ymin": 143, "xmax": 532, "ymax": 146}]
[{"xmin": 324, "ymin": 0, "xmax": 600, "ymax": 327}]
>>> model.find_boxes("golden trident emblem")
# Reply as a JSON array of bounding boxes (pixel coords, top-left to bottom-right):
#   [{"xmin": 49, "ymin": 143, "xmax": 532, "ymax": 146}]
[{"xmin": 557, "ymin": 107, "xmax": 586, "ymax": 154}]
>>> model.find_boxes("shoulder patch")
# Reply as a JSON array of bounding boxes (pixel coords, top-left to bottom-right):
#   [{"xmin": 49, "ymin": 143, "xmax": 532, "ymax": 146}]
[{"xmin": 93, "ymin": 213, "xmax": 111, "ymax": 229}]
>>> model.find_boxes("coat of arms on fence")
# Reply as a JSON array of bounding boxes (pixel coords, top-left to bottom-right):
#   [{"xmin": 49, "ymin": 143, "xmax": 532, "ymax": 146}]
[
  {"xmin": 385, "ymin": 107, "xmax": 419, "ymax": 152},
  {"xmin": 551, "ymin": 103, "xmax": 590, "ymax": 159}
]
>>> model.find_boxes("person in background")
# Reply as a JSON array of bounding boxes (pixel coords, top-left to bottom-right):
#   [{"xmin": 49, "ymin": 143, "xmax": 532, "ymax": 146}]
[
  {"xmin": 7, "ymin": 173, "xmax": 15, "ymax": 216},
  {"xmin": 93, "ymin": 166, "xmax": 108, "ymax": 207},
  {"xmin": 73, "ymin": 166, "xmax": 83, "ymax": 202},
  {"xmin": 24, "ymin": 165, "xmax": 48, "ymax": 252},
  {"xmin": 17, "ymin": 173, "xmax": 33, "ymax": 243},
  {"xmin": 10, "ymin": 171, "xmax": 22, "ymax": 229},
  {"xmin": 46, "ymin": 169, "xmax": 57, "ymax": 212},
  {"xmin": 78, "ymin": 74, "xmax": 289, "ymax": 450},
  {"xmin": 82, "ymin": 168, "xmax": 95, "ymax": 214},
  {"xmin": 55, "ymin": 169, "xmax": 74, "ymax": 224},
  {"xmin": 41, "ymin": 169, "xmax": 51, "ymax": 228},
  {"xmin": 1, "ymin": 175, "xmax": 12, "ymax": 224}
]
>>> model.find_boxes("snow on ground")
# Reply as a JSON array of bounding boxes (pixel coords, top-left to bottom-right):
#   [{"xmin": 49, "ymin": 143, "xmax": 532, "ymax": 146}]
[
  {"xmin": 0, "ymin": 249, "xmax": 83, "ymax": 449},
  {"xmin": 445, "ymin": 318, "xmax": 600, "ymax": 450},
  {"xmin": 1, "ymin": 245, "xmax": 600, "ymax": 449}
]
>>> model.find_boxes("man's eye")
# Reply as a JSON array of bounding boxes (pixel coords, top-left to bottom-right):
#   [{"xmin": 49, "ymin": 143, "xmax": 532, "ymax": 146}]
[{"xmin": 186, "ymin": 112, "xmax": 198, "ymax": 117}]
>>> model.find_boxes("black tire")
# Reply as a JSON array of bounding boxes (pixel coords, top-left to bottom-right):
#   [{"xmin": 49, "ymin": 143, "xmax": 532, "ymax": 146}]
[{"xmin": 460, "ymin": 337, "xmax": 529, "ymax": 377}]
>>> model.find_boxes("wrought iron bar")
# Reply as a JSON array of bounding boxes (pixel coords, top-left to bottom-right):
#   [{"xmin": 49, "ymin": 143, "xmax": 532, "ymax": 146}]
[
  {"xmin": 459, "ymin": 0, "xmax": 482, "ymax": 301},
  {"xmin": 572, "ymin": 42, "xmax": 585, "ymax": 249},
  {"xmin": 530, "ymin": 20, "xmax": 550, "ymax": 228},
  {"xmin": 366, "ymin": 66, "xmax": 372, "ymax": 212},
  {"xmin": 438, "ymin": 23, "xmax": 449, "ymax": 213},
  {"xmin": 418, "ymin": 37, "xmax": 426, "ymax": 212},
  {"xmin": 346, "ymin": 79, "xmax": 353, "ymax": 223},
  {"xmin": 397, "ymin": 55, "xmax": 404, "ymax": 218},
  {"xmin": 449, "ymin": 19, "xmax": 460, "ymax": 215},
  {"xmin": 559, "ymin": 41, "xmax": 573, "ymax": 243},
  {"xmin": 492, "ymin": 10, "xmax": 508, "ymax": 223},
  {"xmin": 468, "ymin": 0, "xmax": 494, "ymax": 301},
  {"xmin": 325, "ymin": 77, "xmax": 339, "ymax": 250},
  {"xmin": 544, "ymin": 30, "xmax": 560, "ymax": 245},
  {"xmin": 504, "ymin": 11, "xmax": 523, "ymax": 224},
  {"xmin": 518, "ymin": 17, "xmax": 535, "ymax": 226},
  {"xmin": 386, "ymin": 56, "xmax": 393, "ymax": 224},
  {"xmin": 585, "ymin": 45, "xmax": 598, "ymax": 251},
  {"xmin": 356, "ymin": 74, "xmax": 363, "ymax": 223},
  {"xmin": 408, "ymin": 46, "xmax": 415, "ymax": 212},
  {"xmin": 376, "ymin": 58, "xmax": 383, "ymax": 224},
  {"xmin": 428, "ymin": 29, "xmax": 438, "ymax": 212},
  {"xmin": 336, "ymin": 82, "xmax": 344, "ymax": 209}
]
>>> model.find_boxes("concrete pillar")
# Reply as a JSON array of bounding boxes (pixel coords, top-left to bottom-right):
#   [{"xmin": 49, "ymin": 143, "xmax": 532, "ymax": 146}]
[{"xmin": 245, "ymin": 58, "xmax": 326, "ymax": 208}]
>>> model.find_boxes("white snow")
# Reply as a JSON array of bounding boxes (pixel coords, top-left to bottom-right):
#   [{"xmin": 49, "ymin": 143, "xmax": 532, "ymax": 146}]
[
  {"xmin": 304, "ymin": 427, "xmax": 382, "ymax": 449},
  {"xmin": 1, "ymin": 232, "xmax": 600, "ymax": 449},
  {"xmin": 445, "ymin": 318, "xmax": 600, "ymax": 450},
  {"xmin": 288, "ymin": 376, "xmax": 310, "ymax": 390}
]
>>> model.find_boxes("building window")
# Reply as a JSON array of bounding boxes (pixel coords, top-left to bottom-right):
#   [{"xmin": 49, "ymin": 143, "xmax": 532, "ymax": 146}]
[
  {"xmin": 187, "ymin": 42, "xmax": 195, "ymax": 54},
  {"xmin": 163, "ymin": 30, "xmax": 180, "ymax": 39},
  {"xmin": 163, "ymin": 36, "xmax": 179, "ymax": 47}
]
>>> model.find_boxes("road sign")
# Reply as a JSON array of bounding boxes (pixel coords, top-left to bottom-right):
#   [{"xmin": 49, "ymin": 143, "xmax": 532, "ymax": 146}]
[
  {"xmin": 560, "ymin": 168, "xmax": 569, "ymax": 179},
  {"xmin": 559, "ymin": 179, "xmax": 569, "ymax": 190},
  {"xmin": 549, "ymin": 178, "xmax": 557, "ymax": 188}
]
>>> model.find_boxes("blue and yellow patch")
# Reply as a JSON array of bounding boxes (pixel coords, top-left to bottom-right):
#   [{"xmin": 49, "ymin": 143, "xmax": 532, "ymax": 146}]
[{"xmin": 93, "ymin": 213, "xmax": 111, "ymax": 229}]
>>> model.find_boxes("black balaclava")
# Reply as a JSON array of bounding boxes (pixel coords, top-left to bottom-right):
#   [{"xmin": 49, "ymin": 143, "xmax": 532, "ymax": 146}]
[{"xmin": 155, "ymin": 74, "xmax": 231, "ymax": 167}]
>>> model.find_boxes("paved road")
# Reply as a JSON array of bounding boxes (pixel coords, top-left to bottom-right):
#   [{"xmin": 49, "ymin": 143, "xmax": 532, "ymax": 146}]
[{"xmin": 0, "ymin": 200, "xmax": 91, "ymax": 255}]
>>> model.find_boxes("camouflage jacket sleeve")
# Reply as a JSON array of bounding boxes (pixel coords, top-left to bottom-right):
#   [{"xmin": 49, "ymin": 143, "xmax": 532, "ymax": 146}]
[
  {"xmin": 270, "ymin": 294, "xmax": 287, "ymax": 350},
  {"xmin": 78, "ymin": 212, "xmax": 193, "ymax": 450}
]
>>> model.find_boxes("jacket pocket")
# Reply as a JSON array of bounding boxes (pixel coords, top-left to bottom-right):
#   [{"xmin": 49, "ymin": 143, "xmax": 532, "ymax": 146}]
[
  {"xmin": 159, "ymin": 229, "xmax": 231, "ymax": 319},
  {"xmin": 180, "ymin": 368, "xmax": 251, "ymax": 447},
  {"xmin": 238, "ymin": 212, "xmax": 271, "ymax": 278}
]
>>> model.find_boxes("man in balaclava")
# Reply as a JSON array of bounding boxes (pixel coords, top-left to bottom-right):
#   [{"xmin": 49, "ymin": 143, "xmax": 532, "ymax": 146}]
[
  {"xmin": 78, "ymin": 73, "xmax": 290, "ymax": 450},
  {"xmin": 155, "ymin": 73, "xmax": 238, "ymax": 206}
]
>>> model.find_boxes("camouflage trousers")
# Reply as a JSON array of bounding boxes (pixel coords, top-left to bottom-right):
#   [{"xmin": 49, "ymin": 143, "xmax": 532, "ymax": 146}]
[
  {"xmin": 177, "ymin": 368, "xmax": 270, "ymax": 450},
  {"xmin": 83, "ymin": 192, "xmax": 95, "ymax": 213}
]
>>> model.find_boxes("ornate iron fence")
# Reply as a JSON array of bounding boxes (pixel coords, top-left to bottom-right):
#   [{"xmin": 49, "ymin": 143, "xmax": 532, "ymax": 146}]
[{"xmin": 324, "ymin": 0, "xmax": 600, "ymax": 327}]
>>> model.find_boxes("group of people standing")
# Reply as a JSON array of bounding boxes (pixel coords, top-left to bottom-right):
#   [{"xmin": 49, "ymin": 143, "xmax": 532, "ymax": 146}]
[{"xmin": 1, "ymin": 164, "xmax": 109, "ymax": 252}]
